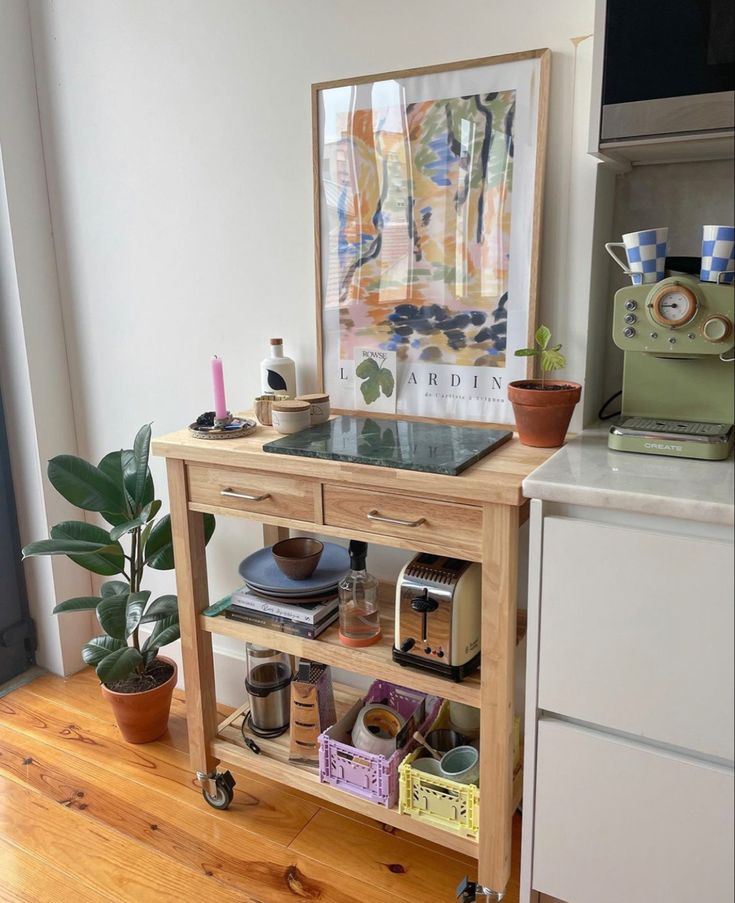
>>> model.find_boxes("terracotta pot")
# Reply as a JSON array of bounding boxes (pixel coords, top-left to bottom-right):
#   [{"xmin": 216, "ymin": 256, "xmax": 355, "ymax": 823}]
[
  {"xmin": 508, "ymin": 380, "xmax": 582, "ymax": 448},
  {"xmin": 100, "ymin": 656, "xmax": 177, "ymax": 744}
]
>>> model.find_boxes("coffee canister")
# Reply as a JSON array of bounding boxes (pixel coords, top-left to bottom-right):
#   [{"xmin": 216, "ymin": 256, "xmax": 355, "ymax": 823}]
[
  {"xmin": 271, "ymin": 400, "xmax": 311, "ymax": 434},
  {"xmin": 297, "ymin": 393, "xmax": 331, "ymax": 426}
]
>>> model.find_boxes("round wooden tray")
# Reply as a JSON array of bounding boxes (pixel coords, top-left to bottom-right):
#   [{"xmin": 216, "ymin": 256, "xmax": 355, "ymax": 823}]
[{"xmin": 188, "ymin": 417, "xmax": 258, "ymax": 440}]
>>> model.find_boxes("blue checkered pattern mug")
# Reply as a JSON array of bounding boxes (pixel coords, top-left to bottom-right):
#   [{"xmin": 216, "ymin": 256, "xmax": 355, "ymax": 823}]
[
  {"xmin": 605, "ymin": 227, "xmax": 668, "ymax": 285},
  {"xmin": 700, "ymin": 225, "xmax": 734, "ymax": 284}
]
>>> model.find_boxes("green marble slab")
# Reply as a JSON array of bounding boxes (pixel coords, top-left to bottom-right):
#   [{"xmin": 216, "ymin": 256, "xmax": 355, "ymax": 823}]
[{"xmin": 263, "ymin": 415, "xmax": 512, "ymax": 476}]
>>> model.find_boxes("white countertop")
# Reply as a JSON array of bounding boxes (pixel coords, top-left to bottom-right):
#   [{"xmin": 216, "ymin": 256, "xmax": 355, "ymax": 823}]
[{"xmin": 523, "ymin": 428, "xmax": 734, "ymax": 526}]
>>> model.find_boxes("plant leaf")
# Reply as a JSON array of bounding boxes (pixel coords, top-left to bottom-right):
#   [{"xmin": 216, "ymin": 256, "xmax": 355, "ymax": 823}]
[
  {"xmin": 132, "ymin": 424, "xmax": 152, "ymax": 507},
  {"xmin": 96, "ymin": 592, "xmax": 129, "ymax": 640},
  {"xmin": 101, "ymin": 580, "xmax": 129, "ymax": 597},
  {"xmin": 355, "ymin": 358, "xmax": 380, "ymax": 379},
  {"xmin": 514, "ymin": 347, "xmax": 539, "ymax": 357},
  {"xmin": 535, "ymin": 325, "xmax": 551, "ymax": 350},
  {"xmin": 142, "ymin": 614, "xmax": 180, "ymax": 652},
  {"xmin": 82, "ymin": 635, "xmax": 126, "ymax": 666},
  {"xmin": 22, "ymin": 538, "xmax": 118, "ymax": 558},
  {"xmin": 141, "ymin": 595, "xmax": 178, "ymax": 623},
  {"xmin": 96, "ymin": 645, "xmax": 143, "ymax": 684},
  {"xmin": 125, "ymin": 591, "xmax": 150, "ymax": 638},
  {"xmin": 145, "ymin": 513, "xmax": 215, "ymax": 570},
  {"xmin": 540, "ymin": 349, "xmax": 567, "ymax": 372},
  {"xmin": 109, "ymin": 499, "xmax": 162, "ymax": 541},
  {"xmin": 52, "ymin": 596, "xmax": 102, "ymax": 614},
  {"xmin": 98, "ymin": 450, "xmax": 151, "ymax": 523},
  {"xmin": 359, "ymin": 376, "xmax": 381, "ymax": 405},
  {"xmin": 50, "ymin": 521, "xmax": 125, "ymax": 576},
  {"xmin": 378, "ymin": 368, "xmax": 395, "ymax": 398},
  {"xmin": 47, "ymin": 455, "xmax": 126, "ymax": 514}
]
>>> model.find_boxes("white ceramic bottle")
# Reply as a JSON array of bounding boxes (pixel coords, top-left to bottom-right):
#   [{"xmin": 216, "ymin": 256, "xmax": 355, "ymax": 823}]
[{"xmin": 260, "ymin": 338, "xmax": 296, "ymax": 396}]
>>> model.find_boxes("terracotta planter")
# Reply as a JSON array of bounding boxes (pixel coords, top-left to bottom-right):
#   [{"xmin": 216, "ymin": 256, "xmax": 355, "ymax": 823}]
[
  {"xmin": 508, "ymin": 380, "xmax": 581, "ymax": 448},
  {"xmin": 101, "ymin": 656, "xmax": 177, "ymax": 744}
]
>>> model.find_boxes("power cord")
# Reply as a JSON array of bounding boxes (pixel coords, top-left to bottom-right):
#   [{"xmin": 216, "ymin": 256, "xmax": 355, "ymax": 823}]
[
  {"xmin": 239, "ymin": 709, "xmax": 288, "ymax": 750},
  {"xmin": 598, "ymin": 390, "xmax": 622, "ymax": 421}
]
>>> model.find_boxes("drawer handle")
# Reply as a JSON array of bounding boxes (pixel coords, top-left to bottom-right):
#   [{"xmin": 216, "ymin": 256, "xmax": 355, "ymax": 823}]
[
  {"xmin": 221, "ymin": 488, "xmax": 271, "ymax": 502},
  {"xmin": 367, "ymin": 509, "xmax": 426, "ymax": 528}
]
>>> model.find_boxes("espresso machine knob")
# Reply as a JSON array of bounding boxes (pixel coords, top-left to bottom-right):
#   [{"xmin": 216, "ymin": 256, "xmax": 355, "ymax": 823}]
[
  {"xmin": 702, "ymin": 315, "xmax": 733, "ymax": 343},
  {"xmin": 624, "ymin": 299, "xmax": 637, "ymax": 311}
]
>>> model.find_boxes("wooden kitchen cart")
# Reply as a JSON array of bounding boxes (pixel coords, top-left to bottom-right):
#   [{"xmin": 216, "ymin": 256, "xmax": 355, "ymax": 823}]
[{"xmin": 152, "ymin": 422, "xmax": 552, "ymax": 899}]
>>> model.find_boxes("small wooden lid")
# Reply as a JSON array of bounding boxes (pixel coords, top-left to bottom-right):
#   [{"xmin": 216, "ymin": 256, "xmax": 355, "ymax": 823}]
[
  {"xmin": 270, "ymin": 337, "xmax": 283, "ymax": 345},
  {"xmin": 272, "ymin": 400, "xmax": 310, "ymax": 413},
  {"xmin": 297, "ymin": 393, "xmax": 330, "ymax": 404}
]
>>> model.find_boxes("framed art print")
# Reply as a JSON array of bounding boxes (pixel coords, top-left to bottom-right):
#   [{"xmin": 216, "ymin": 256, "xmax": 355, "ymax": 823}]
[{"xmin": 313, "ymin": 49, "xmax": 550, "ymax": 425}]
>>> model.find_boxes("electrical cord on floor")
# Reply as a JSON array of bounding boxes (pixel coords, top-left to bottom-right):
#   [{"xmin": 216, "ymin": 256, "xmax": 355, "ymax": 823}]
[{"xmin": 598, "ymin": 390, "xmax": 622, "ymax": 421}]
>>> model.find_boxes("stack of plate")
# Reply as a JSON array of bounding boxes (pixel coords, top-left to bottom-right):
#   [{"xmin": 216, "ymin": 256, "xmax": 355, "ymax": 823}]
[{"xmin": 238, "ymin": 542, "xmax": 350, "ymax": 604}]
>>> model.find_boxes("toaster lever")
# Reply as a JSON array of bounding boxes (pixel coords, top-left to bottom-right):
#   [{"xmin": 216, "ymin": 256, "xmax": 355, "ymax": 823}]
[{"xmin": 410, "ymin": 594, "xmax": 438, "ymax": 614}]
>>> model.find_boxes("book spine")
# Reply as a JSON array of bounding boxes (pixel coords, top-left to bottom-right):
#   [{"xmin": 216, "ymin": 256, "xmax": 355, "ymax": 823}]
[
  {"xmin": 231, "ymin": 591, "xmax": 335, "ymax": 625},
  {"xmin": 225, "ymin": 609, "xmax": 337, "ymax": 639}
]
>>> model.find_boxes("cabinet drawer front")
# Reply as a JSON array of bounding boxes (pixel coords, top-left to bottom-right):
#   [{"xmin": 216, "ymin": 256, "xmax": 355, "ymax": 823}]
[
  {"xmin": 533, "ymin": 719, "xmax": 734, "ymax": 903},
  {"xmin": 323, "ymin": 485, "xmax": 481, "ymax": 559},
  {"xmin": 187, "ymin": 464, "xmax": 316, "ymax": 522},
  {"xmin": 539, "ymin": 517, "xmax": 734, "ymax": 760}
]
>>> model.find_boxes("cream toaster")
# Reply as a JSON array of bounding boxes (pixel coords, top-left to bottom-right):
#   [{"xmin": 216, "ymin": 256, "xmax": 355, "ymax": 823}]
[{"xmin": 392, "ymin": 553, "xmax": 481, "ymax": 682}]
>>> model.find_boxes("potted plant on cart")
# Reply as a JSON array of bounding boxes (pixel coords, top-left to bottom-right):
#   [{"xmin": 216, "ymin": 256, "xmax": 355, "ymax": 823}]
[
  {"xmin": 508, "ymin": 325, "xmax": 582, "ymax": 447},
  {"xmin": 22, "ymin": 424, "xmax": 215, "ymax": 743}
]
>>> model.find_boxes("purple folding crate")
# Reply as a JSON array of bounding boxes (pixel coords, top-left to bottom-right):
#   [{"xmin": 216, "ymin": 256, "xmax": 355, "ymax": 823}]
[{"xmin": 318, "ymin": 680, "xmax": 440, "ymax": 808}]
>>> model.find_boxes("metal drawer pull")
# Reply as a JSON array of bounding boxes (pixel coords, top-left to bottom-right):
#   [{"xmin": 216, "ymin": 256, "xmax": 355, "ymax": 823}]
[
  {"xmin": 221, "ymin": 488, "xmax": 271, "ymax": 502},
  {"xmin": 367, "ymin": 509, "xmax": 426, "ymax": 528}
]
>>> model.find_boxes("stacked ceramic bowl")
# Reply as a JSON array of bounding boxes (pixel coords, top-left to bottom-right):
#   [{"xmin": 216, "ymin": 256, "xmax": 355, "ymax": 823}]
[{"xmin": 238, "ymin": 541, "xmax": 350, "ymax": 603}]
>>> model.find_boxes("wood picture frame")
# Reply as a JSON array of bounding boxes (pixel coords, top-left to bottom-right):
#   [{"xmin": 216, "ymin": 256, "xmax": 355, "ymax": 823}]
[{"xmin": 312, "ymin": 48, "xmax": 550, "ymax": 427}]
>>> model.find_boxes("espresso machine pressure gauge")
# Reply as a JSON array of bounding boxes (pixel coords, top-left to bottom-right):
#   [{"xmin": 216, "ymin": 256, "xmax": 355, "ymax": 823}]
[{"xmin": 648, "ymin": 282, "xmax": 698, "ymax": 328}]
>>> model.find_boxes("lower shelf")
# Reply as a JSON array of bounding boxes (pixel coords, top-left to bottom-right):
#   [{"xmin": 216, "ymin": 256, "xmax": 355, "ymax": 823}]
[{"xmin": 213, "ymin": 683, "xmax": 522, "ymax": 859}]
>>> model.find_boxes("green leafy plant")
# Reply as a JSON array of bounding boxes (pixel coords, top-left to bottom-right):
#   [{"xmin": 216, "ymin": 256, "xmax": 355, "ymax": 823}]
[
  {"xmin": 356, "ymin": 357, "xmax": 394, "ymax": 405},
  {"xmin": 514, "ymin": 325, "xmax": 567, "ymax": 386},
  {"xmin": 22, "ymin": 424, "xmax": 215, "ymax": 685}
]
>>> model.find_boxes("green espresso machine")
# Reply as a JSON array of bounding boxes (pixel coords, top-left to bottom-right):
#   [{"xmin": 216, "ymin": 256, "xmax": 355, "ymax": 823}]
[{"xmin": 609, "ymin": 275, "xmax": 734, "ymax": 460}]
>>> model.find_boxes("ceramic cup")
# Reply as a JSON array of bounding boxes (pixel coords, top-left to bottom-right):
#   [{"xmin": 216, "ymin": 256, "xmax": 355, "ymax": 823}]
[
  {"xmin": 700, "ymin": 225, "xmax": 735, "ymax": 284},
  {"xmin": 605, "ymin": 227, "xmax": 668, "ymax": 285},
  {"xmin": 440, "ymin": 745, "xmax": 479, "ymax": 785},
  {"xmin": 412, "ymin": 757, "xmax": 444, "ymax": 777}
]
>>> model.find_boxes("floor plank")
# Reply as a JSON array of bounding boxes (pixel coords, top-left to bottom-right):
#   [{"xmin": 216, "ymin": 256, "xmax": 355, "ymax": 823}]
[
  {"xmin": 290, "ymin": 806, "xmax": 478, "ymax": 899},
  {"xmin": 0, "ymin": 686, "xmax": 316, "ymax": 847},
  {"xmin": 0, "ymin": 727, "xmax": 402, "ymax": 903},
  {"xmin": 0, "ymin": 836, "xmax": 108, "ymax": 903},
  {"xmin": 0, "ymin": 769, "xmax": 248, "ymax": 902},
  {"xmin": 0, "ymin": 670, "xmax": 522, "ymax": 902}
]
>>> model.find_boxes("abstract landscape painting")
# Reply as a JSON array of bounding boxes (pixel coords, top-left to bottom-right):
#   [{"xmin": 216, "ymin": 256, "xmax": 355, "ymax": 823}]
[{"xmin": 322, "ymin": 89, "xmax": 515, "ymax": 367}]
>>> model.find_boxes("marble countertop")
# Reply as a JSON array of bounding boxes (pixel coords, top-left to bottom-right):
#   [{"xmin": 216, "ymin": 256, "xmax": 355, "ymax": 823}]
[{"xmin": 523, "ymin": 428, "xmax": 734, "ymax": 526}]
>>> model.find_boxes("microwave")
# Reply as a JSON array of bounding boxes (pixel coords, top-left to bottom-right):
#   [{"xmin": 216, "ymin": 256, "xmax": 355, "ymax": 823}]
[{"xmin": 593, "ymin": 0, "xmax": 734, "ymax": 157}]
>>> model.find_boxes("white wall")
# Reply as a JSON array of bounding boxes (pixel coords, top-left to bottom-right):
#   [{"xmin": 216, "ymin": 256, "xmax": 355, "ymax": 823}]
[{"xmin": 23, "ymin": 0, "xmax": 599, "ymax": 695}]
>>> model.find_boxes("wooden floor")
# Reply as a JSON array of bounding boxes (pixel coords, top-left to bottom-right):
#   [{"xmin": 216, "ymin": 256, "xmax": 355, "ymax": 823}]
[{"xmin": 0, "ymin": 668, "xmax": 522, "ymax": 903}]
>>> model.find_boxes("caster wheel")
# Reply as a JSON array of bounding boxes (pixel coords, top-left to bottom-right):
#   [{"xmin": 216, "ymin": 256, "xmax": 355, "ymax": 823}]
[{"xmin": 201, "ymin": 770, "xmax": 235, "ymax": 810}]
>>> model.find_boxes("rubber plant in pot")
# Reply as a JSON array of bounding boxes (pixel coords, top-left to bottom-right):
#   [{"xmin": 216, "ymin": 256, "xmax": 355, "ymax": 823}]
[
  {"xmin": 508, "ymin": 326, "xmax": 581, "ymax": 447},
  {"xmin": 21, "ymin": 424, "xmax": 215, "ymax": 743}
]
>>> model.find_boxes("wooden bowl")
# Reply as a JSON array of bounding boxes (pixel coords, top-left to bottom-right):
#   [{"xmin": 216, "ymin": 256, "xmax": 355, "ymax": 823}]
[{"xmin": 271, "ymin": 538, "xmax": 324, "ymax": 580}]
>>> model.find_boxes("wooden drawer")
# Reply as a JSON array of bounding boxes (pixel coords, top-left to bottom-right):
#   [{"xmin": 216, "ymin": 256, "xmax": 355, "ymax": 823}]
[
  {"xmin": 323, "ymin": 484, "xmax": 481, "ymax": 559},
  {"xmin": 533, "ymin": 719, "xmax": 734, "ymax": 903},
  {"xmin": 187, "ymin": 463, "xmax": 317, "ymax": 523},
  {"xmin": 538, "ymin": 517, "xmax": 734, "ymax": 760}
]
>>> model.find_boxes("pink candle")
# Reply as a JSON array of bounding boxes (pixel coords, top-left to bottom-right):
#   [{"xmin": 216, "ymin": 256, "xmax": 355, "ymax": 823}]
[{"xmin": 211, "ymin": 356, "xmax": 228, "ymax": 419}]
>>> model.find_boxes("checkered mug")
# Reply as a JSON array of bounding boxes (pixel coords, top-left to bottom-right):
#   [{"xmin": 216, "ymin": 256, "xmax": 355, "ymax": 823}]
[
  {"xmin": 700, "ymin": 225, "xmax": 734, "ymax": 284},
  {"xmin": 605, "ymin": 227, "xmax": 668, "ymax": 285}
]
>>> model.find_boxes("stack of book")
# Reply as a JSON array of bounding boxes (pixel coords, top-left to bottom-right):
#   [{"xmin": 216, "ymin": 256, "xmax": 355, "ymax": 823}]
[{"xmin": 225, "ymin": 585, "xmax": 339, "ymax": 639}]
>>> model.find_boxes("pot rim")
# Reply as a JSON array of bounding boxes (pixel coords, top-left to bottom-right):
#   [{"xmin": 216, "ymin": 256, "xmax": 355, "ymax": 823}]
[
  {"xmin": 101, "ymin": 655, "xmax": 177, "ymax": 698},
  {"xmin": 508, "ymin": 379, "xmax": 582, "ymax": 404}
]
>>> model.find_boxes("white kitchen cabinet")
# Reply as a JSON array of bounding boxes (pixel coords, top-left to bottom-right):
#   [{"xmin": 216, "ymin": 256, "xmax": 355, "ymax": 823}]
[
  {"xmin": 539, "ymin": 516, "xmax": 734, "ymax": 760},
  {"xmin": 520, "ymin": 434, "xmax": 734, "ymax": 903},
  {"xmin": 534, "ymin": 719, "xmax": 734, "ymax": 903}
]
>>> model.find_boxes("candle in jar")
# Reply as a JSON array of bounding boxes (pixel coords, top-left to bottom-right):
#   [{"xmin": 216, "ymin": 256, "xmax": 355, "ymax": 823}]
[{"xmin": 211, "ymin": 356, "xmax": 228, "ymax": 419}]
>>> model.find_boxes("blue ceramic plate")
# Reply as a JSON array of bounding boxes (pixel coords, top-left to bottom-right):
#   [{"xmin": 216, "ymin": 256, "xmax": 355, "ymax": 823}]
[{"xmin": 238, "ymin": 542, "xmax": 350, "ymax": 595}]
